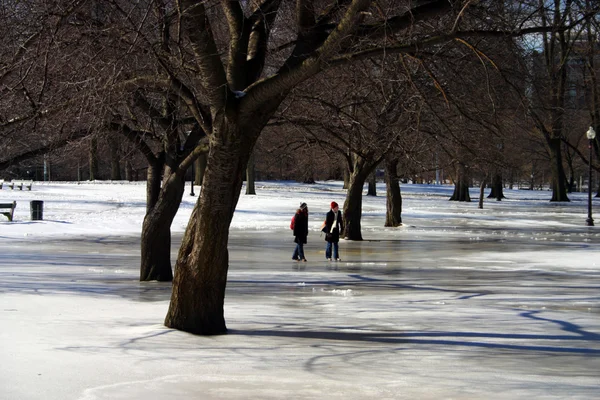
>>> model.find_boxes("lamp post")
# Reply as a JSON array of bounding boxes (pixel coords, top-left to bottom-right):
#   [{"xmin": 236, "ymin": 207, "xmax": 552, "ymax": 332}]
[{"xmin": 586, "ymin": 126, "xmax": 596, "ymax": 226}]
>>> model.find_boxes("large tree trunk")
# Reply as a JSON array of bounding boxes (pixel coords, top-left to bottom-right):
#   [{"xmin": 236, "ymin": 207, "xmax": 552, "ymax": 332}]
[
  {"xmin": 487, "ymin": 173, "xmax": 505, "ymax": 200},
  {"xmin": 367, "ymin": 170, "xmax": 377, "ymax": 196},
  {"xmin": 139, "ymin": 174, "xmax": 185, "ymax": 282},
  {"xmin": 165, "ymin": 127, "xmax": 251, "ymax": 335},
  {"xmin": 139, "ymin": 156, "xmax": 181, "ymax": 282},
  {"xmin": 140, "ymin": 217, "xmax": 174, "ymax": 281},
  {"xmin": 384, "ymin": 157, "xmax": 402, "ymax": 227},
  {"xmin": 343, "ymin": 157, "xmax": 375, "ymax": 241},
  {"xmin": 546, "ymin": 14, "xmax": 570, "ymax": 202},
  {"xmin": 548, "ymin": 138, "xmax": 570, "ymax": 201},
  {"xmin": 450, "ymin": 163, "xmax": 471, "ymax": 202}
]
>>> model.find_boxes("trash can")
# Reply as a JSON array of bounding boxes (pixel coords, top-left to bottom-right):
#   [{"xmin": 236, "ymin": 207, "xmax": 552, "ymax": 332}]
[{"xmin": 30, "ymin": 200, "xmax": 44, "ymax": 221}]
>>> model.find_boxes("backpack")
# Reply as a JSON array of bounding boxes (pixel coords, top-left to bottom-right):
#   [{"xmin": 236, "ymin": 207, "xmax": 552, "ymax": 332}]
[{"xmin": 290, "ymin": 215, "xmax": 295, "ymax": 230}]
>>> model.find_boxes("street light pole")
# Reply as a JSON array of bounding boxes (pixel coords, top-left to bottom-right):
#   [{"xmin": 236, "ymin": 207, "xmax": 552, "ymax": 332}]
[{"xmin": 586, "ymin": 126, "xmax": 596, "ymax": 226}]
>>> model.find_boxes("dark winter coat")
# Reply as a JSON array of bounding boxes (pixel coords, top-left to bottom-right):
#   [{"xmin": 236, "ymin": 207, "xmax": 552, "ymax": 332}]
[
  {"xmin": 322, "ymin": 210, "xmax": 344, "ymax": 243},
  {"xmin": 293, "ymin": 210, "xmax": 309, "ymax": 244}
]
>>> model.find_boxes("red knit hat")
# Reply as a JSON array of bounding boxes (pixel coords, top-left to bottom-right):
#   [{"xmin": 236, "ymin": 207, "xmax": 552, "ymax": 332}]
[{"xmin": 330, "ymin": 201, "xmax": 338, "ymax": 209}]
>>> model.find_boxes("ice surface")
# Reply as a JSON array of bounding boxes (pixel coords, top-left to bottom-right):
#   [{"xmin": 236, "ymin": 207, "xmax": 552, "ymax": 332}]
[{"xmin": 0, "ymin": 181, "xmax": 599, "ymax": 399}]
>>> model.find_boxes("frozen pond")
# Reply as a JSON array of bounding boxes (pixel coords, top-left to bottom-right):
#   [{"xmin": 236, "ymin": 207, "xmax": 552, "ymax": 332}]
[
  {"xmin": 1, "ymin": 228, "xmax": 599, "ymax": 399},
  {"xmin": 0, "ymin": 181, "xmax": 599, "ymax": 399}
]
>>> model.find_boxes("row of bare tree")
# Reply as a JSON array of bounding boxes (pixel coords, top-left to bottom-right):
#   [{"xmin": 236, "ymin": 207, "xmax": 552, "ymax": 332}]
[{"xmin": 1, "ymin": 1, "xmax": 599, "ymax": 335}]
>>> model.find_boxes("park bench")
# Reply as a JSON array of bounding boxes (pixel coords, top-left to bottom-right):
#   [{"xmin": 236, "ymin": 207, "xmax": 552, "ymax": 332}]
[
  {"xmin": 0, "ymin": 181, "xmax": 33, "ymax": 190},
  {"xmin": 16, "ymin": 181, "xmax": 33, "ymax": 190},
  {"xmin": 0, "ymin": 201, "xmax": 16, "ymax": 221}
]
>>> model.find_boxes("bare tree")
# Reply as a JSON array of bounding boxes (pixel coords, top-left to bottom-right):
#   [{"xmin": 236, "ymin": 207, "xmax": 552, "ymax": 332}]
[
  {"xmin": 520, "ymin": 1, "xmax": 600, "ymax": 200},
  {"xmin": 4, "ymin": 1, "xmax": 592, "ymax": 336},
  {"xmin": 384, "ymin": 155, "xmax": 403, "ymax": 226},
  {"xmin": 160, "ymin": 1, "xmax": 587, "ymax": 335},
  {"xmin": 163, "ymin": 1, "xmax": 474, "ymax": 333},
  {"xmin": 0, "ymin": 1, "xmax": 102, "ymax": 174}
]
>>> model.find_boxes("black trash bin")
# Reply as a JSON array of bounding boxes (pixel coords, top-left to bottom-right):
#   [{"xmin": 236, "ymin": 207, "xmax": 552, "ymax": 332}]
[{"xmin": 30, "ymin": 200, "xmax": 43, "ymax": 221}]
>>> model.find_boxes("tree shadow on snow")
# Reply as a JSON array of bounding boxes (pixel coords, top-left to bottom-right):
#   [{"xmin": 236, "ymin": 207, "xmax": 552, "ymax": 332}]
[{"xmin": 230, "ymin": 310, "xmax": 600, "ymax": 355}]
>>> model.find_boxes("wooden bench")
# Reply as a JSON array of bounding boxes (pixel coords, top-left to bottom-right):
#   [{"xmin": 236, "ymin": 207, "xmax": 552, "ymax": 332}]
[{"xmin": 0, "ymin": 201, "xmax": 16, "ymax": 221}]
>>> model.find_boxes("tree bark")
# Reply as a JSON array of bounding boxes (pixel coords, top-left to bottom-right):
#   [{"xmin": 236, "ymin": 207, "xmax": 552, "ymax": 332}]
[
  {"xmin": 487, "ymin": 173, "xmax": 505, "ymax": 200},
  {"xmin": 450, "ymin": 163, "xmax": 471, "ymax": 202},
  {"xmin": 139, "ymin": 172, "xmax": 185, "ymax": 281},
  {"xmin": 343, "ymin": 171, "xmax": 365, "ymax": 241},
  {"xmin": 165, "ymin": 122, "xmax": 251, "ymax": 335},
  {"xmin": 384, "ymin": 157, "xmax": 402, "ymax": 227},
  {"xmin": 246, "ymin": 150, "xmax": 256, "ymax": 195},
  {"xmin": 478, "ymin": 176, "xmax": 488, "ymax": 209},
  {"xmin": 367, "ymin": 170, "xmax": 377, "ymax": 196},
  {"xmin": 145, "ymin": 157, "xmax": 162, "ymax": 213},
  {"xmin": 343, "ymin": 165, "xmax": 350, "ymax": 189},
  {"xmin": 195, "ymin": 153, "xmax": 207, "ymax": 186},
  {"xmin": 343, "ymin": 157, "xmax": 376, "ymax": 241},
  {"xmin": 548, "ymin": 138, "xmax": 570, "ymax": 201},
  {"xmin": 139, "ymin": 156, "xmax": 180, "ymax": 282}
]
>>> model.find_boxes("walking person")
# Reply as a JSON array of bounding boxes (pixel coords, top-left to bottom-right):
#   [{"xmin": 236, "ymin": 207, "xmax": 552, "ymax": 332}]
[
  {"xmin": 291, "ymin": 202, "xmax": 309, "ymax": 262},
  {"xmin": 321, "ymin": 201, "xmax": 344, "ymax": 261}
]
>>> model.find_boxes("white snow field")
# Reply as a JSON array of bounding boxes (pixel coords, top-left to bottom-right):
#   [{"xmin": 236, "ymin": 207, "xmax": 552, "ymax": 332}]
[{"xmin": 0, "ymin": 181, "xmax": 599, "ymax": 399}]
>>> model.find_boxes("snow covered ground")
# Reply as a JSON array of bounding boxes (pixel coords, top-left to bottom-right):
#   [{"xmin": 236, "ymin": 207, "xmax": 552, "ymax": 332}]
[{"xmin": 0, "ymin": 181, "xmax": 599, "ymax": 399}]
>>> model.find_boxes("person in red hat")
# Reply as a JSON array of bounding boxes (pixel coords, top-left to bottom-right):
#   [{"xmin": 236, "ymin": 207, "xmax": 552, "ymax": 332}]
[{"xmin": 320, "ymin": 201, "xmax": 344, "ymax": 261}]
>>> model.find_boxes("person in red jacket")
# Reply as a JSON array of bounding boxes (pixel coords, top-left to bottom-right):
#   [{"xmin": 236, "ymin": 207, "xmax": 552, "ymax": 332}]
[{"xmin": 292, "ymin": 202, "xmax": 309, "ymax": 262}]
